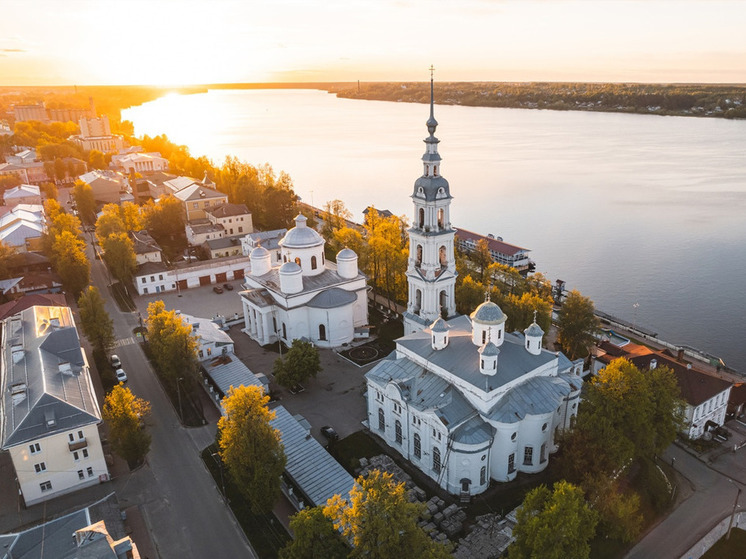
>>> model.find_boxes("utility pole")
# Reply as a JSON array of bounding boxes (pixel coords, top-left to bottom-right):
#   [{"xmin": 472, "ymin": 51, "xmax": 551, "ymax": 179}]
[
  {"xmin": 177, "ymin": 377, "xmax": 184, "ymax": 422},
  {"xmin": 726, "ymin": 481, "xmax": 742, "ymax": 540}
]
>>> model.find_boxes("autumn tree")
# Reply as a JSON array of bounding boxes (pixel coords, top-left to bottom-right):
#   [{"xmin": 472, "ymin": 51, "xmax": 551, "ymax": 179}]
[
  {"xmin": 321, "ymin": 199, "xmax": 352, "ymax": 242},
  {"xmin": 218, "ymin": 385, "xmax": 286, "ymax": 514},
  {"xmin": 102, "ymin": 232, "xmax": 137, "ymax": 286},
  {"xmin": 72, "ymin": 180, "xmax": 96, "ymax": 225},
  {"xmin": 88, "ymin": 149, "xmax": 108, "ymax": 170},
  {"xmin": 95, "ymin": 203, "xmax": 127, "ymax": 244},
  {"xmin": 0, "ymin": 240, "xmax": 21, "ymax": 280},
  {"xmin": 331, "ymin": 226, "xmax": 368, "ymax": 270},
  {"xmin": 146, "ymin": 300, "xmax": 199, "ymax": 388},
  {"xmin": 557, "ymin": 289, "xmax": 599, "ymax": 359},
  {"xmin": 103, "ymin": 385, "xmax": 152, "ymax": 467},
  {"xmin": 77, "ymin": 286, "xmax": 114, "ymax": 354},
  {"xmin": 142, "ymin": 195, "xmax": 186, "ymax": 260},
  {"xmin": 279, "ymin": 507, "xmax": 349, "ymax": 559},
  {"xmin": 471, "ymin": 238, "xmax": 493, "ymax": 282},
  {"xmin": 509, "ymin": 481, "xmax": 598, "ymax": 559},
  {"xmin": 583, "ymin": 474, "xmax": 642, "ymax": 543},
  {"xmin": 51, "ymin": 230, "xmax": 90, "ymax": 297},
  {"xmin": 364, "ymin": 208, "xmax": 408, "ymax": 308},
  {"xmin": 273, "ymin": 339, "xmax": 322, "ymax": 390}
]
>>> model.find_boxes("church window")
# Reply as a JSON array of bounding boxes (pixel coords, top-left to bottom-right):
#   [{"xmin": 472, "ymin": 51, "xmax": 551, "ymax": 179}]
[
  {"xmin": 480, "ymin": 359, "xmax": 484, "ymax": 369},
  {"xmin": 282, "ymin": 323, "xmax": 287, "ymax": 340},
  {"xmin": 322, "ymin": 253, "xmax": 325, "ymax": 264},
  {"xmin": 482, "ymin": 331, "xmax": 487, "ymax": 344},
  {"xmin": 378, "ymin": 408, "xmax": 385, "ymax": 431},
  {"xmin": 511, "ymin": 432, "xmax": 517, "ymax": 441},
  {"xmin": 414, "ymin": 290, "xmax": 422, "ymax": 314},
  {"xmin": 283, "ymin": 255, "xmax": 287, "ymax": 263},
  {"xmin": 294, "ymin": 257, "xmax": 301, "ymax": 266},
  {"xmin": 433, "ymin": 165, "xmax": 438, "ymax": 177},
  {"xmin": 540, "ymin": 443, "xmax": 547, "ymax": 463},
  {"xmin": 439, "ymin": 245, "xmax": 447, "ymax": 266},
  {"xmin": 273, "ymin": 317, "xmax": 277, "ymax": 333},
  {"xmin": 542, "ymin": 423, "xmax": 548, "ymax": 432},
  {"xmin": 395, "ymin": 420, "xmax": 402, "ymax": 444},
  {"xmin": 437, "ymin": 208, "xmax": 444, "ymax": 228},
  {"xmin": 311, "ymin": 256, "xmax": 317, "ymax": 270},
  {"xmin": 527, "ymin": 341, "xmax": 531, "ymax": 350},
  {"xmin": 319, "ymin": 324, "xmax": 326, "ymax": 341},
  {"xmin": 416, "ymin": 245, "xmax": 423, "ymax": 266},
  {"xmin": 433, "ymin": 448, "xmax": 441, "ymax": 474},
  {"xmin": 414, "ymin": 434, "xmax": 421, "ymax": 459},
  {"xmin": 523, "ymin": 446, "xmax": 533, "ymax": 466},
  {"xmin": 497, "ymin": 329, "xmax": 501, "ymax": 340},
  {"xmin": 480, "ymin": 466, "xmax": 486, "ymax": 485},
  {"xmin": 508, "ymin": 453, "xmax": 515, "ymax": 473},
  {"xmin": 419, "ymin": 208, "xmax": 425, "ymax": 228}
]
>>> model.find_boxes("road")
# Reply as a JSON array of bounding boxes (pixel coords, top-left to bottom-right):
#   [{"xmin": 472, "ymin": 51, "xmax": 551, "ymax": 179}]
[
  {"xmin": 87, "ymin": 241, "xmax": 256, "ymax": 559},
  {"xmin": 626, "ymin": 443, "xmax": 745, "ymax": 559}
]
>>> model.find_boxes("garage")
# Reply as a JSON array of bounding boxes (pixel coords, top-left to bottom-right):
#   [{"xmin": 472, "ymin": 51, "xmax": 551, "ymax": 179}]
[
  {"xmin": 233, "ymin": 269, "xmax": 245, "ymax": 280},
  {"xmin": 177, "ymin": 279, "xmax": 188, "ymax": 291},
  {"xmin": 215, "ymin": 272, "xmax": 228, "ymax": 283},
  {"xmin": 199, "ymin": 275, "xmax": 211, "ymax": 287}
]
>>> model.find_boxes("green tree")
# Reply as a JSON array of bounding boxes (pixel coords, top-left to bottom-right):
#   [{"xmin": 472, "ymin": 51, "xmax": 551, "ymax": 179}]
[
  {"xmin": 142, "ymin": 195, "xmax": 186, "ymax": 261},
  {"xmin": 509, "ymin": 481, "xmax": 598, "ymax": 559},
  {"xmin": 102, "ymin": 232, "xmax": 137, "ymax": 286},
  {"xmin": 471, "ymin": 238, "xmax": 493, "ymax": 282},
  {"xmin": 102, "ymin": 384, "xmax": 152, "ymax": 467},
  {"xmin": 325, "ymin": 470, "xmax": 451, "ymax": 559},
  {"xmin": 77, "ymin": 286, "xmax": 115, "ymax": 354},
  {"xmin": 583, "ymin": 474, "xmax": 642, "ymax": 543},
  {"xmin": 146, "ymin": 300, "xmax": 199, "ymax": 387},
  {"xmin": 51, "ymin": 230, "xmax": 90, "ymax": 297},
  {"xmin": 273, "ymin": 339, "xmax": 321, "ymax": 389},
  {"xmin": 218, "ymin": 385, "xmax": 286, "ymax": 514},
  {"xmin": 557, "ymin": 290, "xmax": 599, "ymax": 359},
  {"xmin": 279, "ymin": 507, "xmax": 349, "ymax": 559},
  {"xmin": 72, "ymin": 180, "xmax": 97, "ymax": 225}
]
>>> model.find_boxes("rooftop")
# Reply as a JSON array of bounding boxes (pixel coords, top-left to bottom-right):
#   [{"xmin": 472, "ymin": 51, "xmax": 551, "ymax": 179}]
[{"xmin": 454, "ymin": 227, "xmax": 529, "ymax": 257}]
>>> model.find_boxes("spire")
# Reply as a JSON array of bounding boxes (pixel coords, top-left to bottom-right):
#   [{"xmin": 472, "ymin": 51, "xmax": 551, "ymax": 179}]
[{"xmin": 427, "ymin": 65, "xmax": 438, "ymax": 135}]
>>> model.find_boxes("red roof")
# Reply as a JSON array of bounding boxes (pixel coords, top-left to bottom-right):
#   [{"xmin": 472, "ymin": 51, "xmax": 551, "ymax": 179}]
[
  {"xmin": 454, "ymin": 228, "xmax": 528, "ymax": 257},
  {"xmin": 0, "ymin": 293, "xmax": 67, "ymax": 320}
]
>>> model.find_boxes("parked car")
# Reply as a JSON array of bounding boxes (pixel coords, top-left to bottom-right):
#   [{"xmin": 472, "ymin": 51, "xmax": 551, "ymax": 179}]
[
  {"xmin": 321, "ymin": 425, "xmax": 339, "ymax": 442},
  {"xmin": 213, "ymin": 286, "xmax": 224, "ymax": 294},
  {"xmin": 223, "ymin": 283, "xmax": 234, "ymax": 291},
  {"xmin": 115, "ymin": 369, "xmax": 128, "ymax": 383},
  {"xmin": 110, "ymin": 354, "xmax": 121, "ymax": 369}
]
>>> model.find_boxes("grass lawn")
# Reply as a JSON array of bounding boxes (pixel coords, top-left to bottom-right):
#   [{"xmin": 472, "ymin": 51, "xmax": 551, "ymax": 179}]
[
  {"xmin": 702, "ymin": 527, "xmax": 746, "ymax": 558},
  {"xmin": 201, "ymin": 445, "xmax": 290, "ymax": 558}
]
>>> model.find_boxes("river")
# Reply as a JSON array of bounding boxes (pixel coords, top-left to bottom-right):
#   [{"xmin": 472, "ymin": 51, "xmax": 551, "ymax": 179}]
[{"xmin": 123, "ymin": 89, "xmax": 746, "ymax": 372}]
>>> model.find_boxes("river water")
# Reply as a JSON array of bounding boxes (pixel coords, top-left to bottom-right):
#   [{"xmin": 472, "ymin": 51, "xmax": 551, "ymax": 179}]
[{"xmin": 123, "ymin": 89, "xmax": 746, "ymax": 372}]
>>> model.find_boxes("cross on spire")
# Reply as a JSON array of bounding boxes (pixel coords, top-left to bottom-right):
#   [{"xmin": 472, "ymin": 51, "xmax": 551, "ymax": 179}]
[
  {"xmin": 429, "ymin": 64, "xmax": 435, "ymax": 80},
  {"xmin": 533, "ymin": 309, "xmax": 538, "ymax": 323}
]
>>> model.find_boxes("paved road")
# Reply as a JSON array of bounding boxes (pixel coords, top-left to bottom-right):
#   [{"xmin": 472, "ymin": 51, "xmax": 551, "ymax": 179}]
[
  {"xmin": 626, "ymin": 444, "xmax": 745, "ymax": 559},
  {"xmin": 87, "ymin": 243, "xmax": 256, "ymax": 559}
]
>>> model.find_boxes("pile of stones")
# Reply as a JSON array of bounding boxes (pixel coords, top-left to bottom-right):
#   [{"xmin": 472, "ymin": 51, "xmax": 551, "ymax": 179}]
[{"xmin": 452, "ymin": 510, "xmax": 518, "ymax": 559}]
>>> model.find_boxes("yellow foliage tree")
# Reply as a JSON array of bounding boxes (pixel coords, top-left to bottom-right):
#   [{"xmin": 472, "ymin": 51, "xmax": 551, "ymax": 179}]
[{"xmin": 103, "ymin": 384, "xmax": 151, "ymax": 466}]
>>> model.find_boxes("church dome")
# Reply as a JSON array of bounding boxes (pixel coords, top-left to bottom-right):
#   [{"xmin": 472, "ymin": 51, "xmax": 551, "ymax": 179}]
[
  {"xmin": 279, "ymin": 261, "xmax": 301, "ymax": 274},
  {"xmin": 250, "ymin": 245, "xmax": 269, "ymax": 259},
  {"xmin": 413, "ymin": 175, "xmax": 451, "ymax": 202},
  {"xmin": 431, "ymin": 317, "xmax": 449, "ymax": 333},
  {"xmin": 336, "ymin": 247, "xmax": 357, "ymax": 261},
  {"xmin": 479, "ymin": 341, "xmax": 500, "ymax": 357},
  {"xmin": 471, "ymin": 300, "xmax": 506, "ymax": 325},
  {"xmin": 525, "ymin": 322, "xmax": 544, "ymax": 337},
  {"xmin": 280, "ymin": 214, "xmax": 324, "ymax": 249}
]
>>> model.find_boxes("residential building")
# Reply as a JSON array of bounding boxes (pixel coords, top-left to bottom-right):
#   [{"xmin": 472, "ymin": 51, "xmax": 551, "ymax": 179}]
[
  {"xmin": 172, "ymin": 182, "xmax": 229, "ymax": 221},
  {"xmin": 134, "ymin": 254, "xmax": 249, "ymax": 296},
  {"xmin": 0, "ymin": 161, "xmax": 49, "ymax": 185},
  {"xmin": 13, "ymin": 103, "xmax": 48, "ymax": 122},
  {"xmin": 186, "ymin": 219, "xmax": 225, "ymax": 246},
  {"xmin": 366, "ymin": 79, "xmax": 582, "ymax": 498},
  {"xmin": 205, "ymin": 237, "xmax": 242, "ymax": 259},
  {"xmin": 241, "ymin": 228, "xmax": 287, "ymax": 266},
  {"xmin": 6, "ymin": 149, "xmax": 38, "ymax": 165},
  {"xmin": 240, "ymin": 214, "xmax": 369, "ymax": 348},
  {"xmin": 3, "ymin": 183, "xmax": 42, "ymax": 207},
  {"xmin": 140, "ymin": 171, "xmax": 177, "ymax": 199},
  {"xmin": 454, "ymin": 228, "xmax": 533, "ymax": 272},
  {"xmin": 0, "ymin": 203, "xmax": 46, "ymax": 252},
  {"xmin": 0, "ymin": 306, "xmax": 109, "ymax": 506},
  {"xmin": 177, "ymin": 311, "xmax": 234, "ymax": 361},
  {"xmin": 205, "ymin": 202, "xmax": 253, "ymax": 237},
  {"xmin": 111, "ymin": 151, "xmax": 169, "ymax": 174},
  {"xmin": 79, "ymin": 170, "xmax": 127, "ymax": 204},
  {"xmin": 0, "ymin": 293, "xmax": 67, "ymax": 321},
  {"xmin": 71, "ymin": 116, "xmax": 125, "ymax": 153},
  {"xmin": 129, "ymin": 230, "xmax": 163, "ymax": 265}
]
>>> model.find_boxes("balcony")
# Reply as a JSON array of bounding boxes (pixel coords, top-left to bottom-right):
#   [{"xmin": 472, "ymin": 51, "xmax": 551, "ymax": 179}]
[{"xmin": 68, "ymin": 439, "xmax": 88, "ymax": 452}]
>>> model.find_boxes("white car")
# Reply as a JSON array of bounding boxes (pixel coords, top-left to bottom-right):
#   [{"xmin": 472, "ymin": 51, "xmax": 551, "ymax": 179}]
[
  {"xmin": 115, "ymin": 369, "xmax": 128, "ymax": 383},
  {"xmin": 111, "ymin": 354, "xmax": 121, "ymax": 369}
]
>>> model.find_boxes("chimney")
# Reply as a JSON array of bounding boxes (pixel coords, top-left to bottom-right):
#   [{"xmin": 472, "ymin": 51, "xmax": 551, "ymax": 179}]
[{"xmin": 677, "ymin": 348, "xmax": 685, "ymax": 362}]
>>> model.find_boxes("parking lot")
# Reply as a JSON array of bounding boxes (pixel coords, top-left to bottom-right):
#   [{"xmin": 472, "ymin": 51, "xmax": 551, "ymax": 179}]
[{"xmin": 134, "ymin": 281, "xmax": 244, "ymax": 321}]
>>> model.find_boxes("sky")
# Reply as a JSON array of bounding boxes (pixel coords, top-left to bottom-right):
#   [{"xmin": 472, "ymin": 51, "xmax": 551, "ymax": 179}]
[{"xmin": 1, "ymin": 0, "xmax": 745, "ymax": 85}]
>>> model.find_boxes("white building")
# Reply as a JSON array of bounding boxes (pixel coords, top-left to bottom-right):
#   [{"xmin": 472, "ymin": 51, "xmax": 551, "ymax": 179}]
[
  {"xmin": 366, "ymin": 78, "xmax": 582, "ymax": 498},
  {"xmin": 134, "ymin": 254, "xmax": 249, "ymax": 296},
  {"xmin": 71, "ymin": 116, "xmax": 125, "ymax": 153},
  {"xmin": 0, "ymin": 203, "xmax": 46, "ymax": 252},
  {"xmin": 241, "ymin": 228, "xmax": 287, "ymax": 266},
  {"xmin": 111, "ymin": 151, "xmax": 169, "ymax": 174},
  {"xmin": 130, "ymin": 229, "xmax": 163, "ymax": 265},
  {"xmin": 240, "ymin": 214, "xmax": 368, "ymax": 348},
  {"xmin": 3, "ymin": 184, "xmax": 42, "ymax": 207},
  {"xmin": 0, "ymin": 306, "xmax": 109, "ymax": 506},
  {"xmin": 177, "ymin": 311, "xmax": 235, "ymax": 361}
]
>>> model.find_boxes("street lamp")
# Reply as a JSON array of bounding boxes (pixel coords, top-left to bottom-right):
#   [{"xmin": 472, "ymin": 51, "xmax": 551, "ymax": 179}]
[
  {"xmin": 211, "ymin": 452, "xmax": 226, "ymax": 498},
  {"xmin": 727, "ymin": 479, "xmax": 742, "ymax": 540},
  {"xmin": 177, "ymin": 377, "xmax": 184, "ymax": 422}
]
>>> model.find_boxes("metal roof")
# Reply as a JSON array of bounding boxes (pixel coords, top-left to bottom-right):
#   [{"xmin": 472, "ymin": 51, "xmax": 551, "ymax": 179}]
[
  {"xmin": 203, "ymin": 355, "xmax": 265, "ymax": 397},
  {"xmin": 270, "ymin": 405, "xmax": 355, "ymax": 507},
  {"xmin": 488, "ymin": 376, "xmax": 573, "ymax": 424},
  {"xmin": 307, "ymin": 287, "xmax": 357, "ymax": 309},
  {"xmin": 279, "ymin": 214, "xmax": 324, "ymax": 249}
]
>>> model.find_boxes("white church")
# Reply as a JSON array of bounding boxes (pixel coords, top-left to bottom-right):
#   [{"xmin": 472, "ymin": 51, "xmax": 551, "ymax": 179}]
[
  {"xmin": 366, "ymin": 75, "xmax": 584, "ymax": 498},
  {"xmin": 240, "ymin": 214, "xmax": 368, "ymax": 348}
]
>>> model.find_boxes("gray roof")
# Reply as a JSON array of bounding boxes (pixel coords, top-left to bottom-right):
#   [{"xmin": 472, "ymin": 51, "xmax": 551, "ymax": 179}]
[
  {"xmin": 179, "ymin": 313, "xmax": 233, "ymax": 345},
  {"xmin": 396, "ymin": 315, "xmax": 556, "ymax": 393},
  {"xmin": 431, "ymin": 317, "xmax": 449, "ymax": 333},
  {"xmin": 246, "ymin": 266, "xmax": 365, "ymax": 300},
  {"xmin": 279, "ymin": 215, "xmax": 323, "ymax": 249},
  {"xmin": 471, "ymin": 301, "xmax": 506, "ymax": 325},
  {"xmin": 525, "ymin": 322, "xmax": 544, "ymax": 337},
  {"xmin": 336, "ymin": 247, "xmax": 357, "ymax": 260},
  {"xmin": 246, "ymin": 228, "xmax": 287, "ymax": 251},
  {"xmin": 279, "ymin": 261, "xmax": 301, "ymax": 274},
  {"xmin": 250, "ymin": 245, "xmax": 269, "ymax": 258},
  {"xmin": 270, "ymin": 405, "xmax": 355, "ymax": 507},
  {"xmin": 452, "ymin": 415, "xmax": 494, "ymax": 446},
  {"xmin": 2, "ymin": 306, "xmax": 102, "ymax": 449},
  {"xmin": 129, "ymin": 230, "xmax": 161, "ymax": 255},
  {"xmin": 412, "ymin": 175, "xmax": 451, "ymax": 202},
  {"xmin": 203, "ymin": 355, "xmax": 265, "ymax": 397},
  {"xmin": 488, "ymin": 375, "xmax": 574, "ymax": 424},
  {"xmin": 307, "ymin": 287, "xmax": 357, "ymax": 309},
  {"xmin": 205, "ymin": 203, "xmax": 250, "ymax": 218},
  {"xmin": 479, "ymin": 341, "xmax": 500, "ymax": 357},
  {"xmin": 135, "ymin": 261, "xmax": 169, "ymax": 277},
  {"xmin": 187, "ymin": 220, "xmax": 224, "ymax": 235},
  {"xmin": 240, "ymin": 288, "xmax": 275, "ymax": 308},
  {"xmin": 206, "ymin": 237, "xmax": 240, "ymax": 251}
]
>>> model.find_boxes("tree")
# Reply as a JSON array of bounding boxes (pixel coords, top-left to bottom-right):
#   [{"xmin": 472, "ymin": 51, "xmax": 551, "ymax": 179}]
[
  {"xmin": 583, "ymin": 474, "xmax": 642, "ymax": 543},
  {"xmin": 273, "ymin": 339, "xmax": 321, "ymax": 389},
  {"xmin": 332, "ymin": 226, "xmax": 367, "ymax": 269},
  {"xmin": 557, "ymin": 289, "xmax": 599, "ymax": 359},
  {"xmin": 218, "ymin": 385, "xmax": 286, "ymax": 514},
  {"xmin": 279, "ymin": 507, "xmax": 349, "ymax": 559},
  {"xmin": 88, "ymin": 149, "xmax": 108, "ymax": 169},
  {"xmin": 51, "ymin": 230, "xmax": 90, "ymax": 297},
  {"xmin": 325, "ymin": 470, "xmax": 450, "ymax": 559},
  {"xmin": 39, "ymin": 181, "xmax": 58, "ymax": 201},
  {"xmin": 102, "ymin": 232, "xmax": 137, "ymax": 286},
  {"xmin": 0, "ymin": 240, "xmax": 21, "ymax": 280},
  {"xmin": 142, "ymin": 195, "xmax": 186, "ymax": 261},
  {"xmin": 364, "ymin": 209, "xmax": 409, "ymax": 309},
  {"xmin": 321, "ymin": 199, "xmax": 352, "ymax": 241},
  {"xmin": 145, "ymin": 300, "xmax": 199, "ymax": 387},
  {"xmin": 102, "ymin": 384, "xmax": 151, "ymax": 467},
  {"xmin": 95, "ymin": 203, "xmax": 126, "ymax": 244},
  {"xmin": 77, "ymin": 286, "xmax": 114, "ymax": 354},
  {"xmin": 72, "ymin": 180, "xmax": 97, "ymax": 225},
  {"xmin": 471, "ymin": 239, "xmax": 492, "ymax": 282},
  {"xmin": 509, "ymin": 481, "xmax": 598, "ymax": 559}
]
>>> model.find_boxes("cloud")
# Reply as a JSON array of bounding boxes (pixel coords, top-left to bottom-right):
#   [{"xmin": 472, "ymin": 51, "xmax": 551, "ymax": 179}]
[{"xmin": 1, "ymin": 48, "xmax": 26, "ymax": 53}]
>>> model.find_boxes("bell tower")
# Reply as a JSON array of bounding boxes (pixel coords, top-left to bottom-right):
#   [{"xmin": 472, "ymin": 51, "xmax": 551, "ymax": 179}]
[{"xmin": 403, "ymin": 67, "xmax": 458, "ymax": 335}]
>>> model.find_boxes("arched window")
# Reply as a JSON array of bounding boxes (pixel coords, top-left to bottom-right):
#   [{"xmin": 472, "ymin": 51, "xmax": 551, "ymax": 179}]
[
  {"xmin": 311, "ymin": 256, "xmax": 317, "ymax": 270},
  {"xmin": 414, "ymin": 434, "xmax": 421, "ymax": 459},
  {"xmin": 482, "ymin": 330, "xmax": 487, "ymax": 344},
  {"xmin": 433, "ymin": 165, "xmax": 438, "ymax": 177},
  {"xmin": 439, "ymin": 245, "xmax": 447, "ymax": 266},
  {"xmin": 433, "ymin": 447, "xmax": 441, "ymax": 474},
  {"xmin": 419, "ymin": 208, "xmax": 425, "ymax": 228},
  {"xmin": 378, "ymin": 408, "xmax": 385, "ymax": 431},
  {"xmin": 437, "ymin": 208, "xmax": 444, "ymax": 228},
  {"xmin": 480, "ymin": 466, "xmax": 487, "ymax": 485},
  {"xmin": 272, "ymin": 317, "xmax": 277, "ymax": 333},
  {"xmin": 322, "ymin": 253, "xmax": 325, "ymax": 264},
  {"xmin": 395, "ymin": 420, "xmax": 402, "ymax": 444},
  {"xmin": 540, "ymin": 443, "xmax": 547, "ymax": 463},
  {"xmin": 416, "ymin": 245, "xmax": 423, "ymax": 266},
  {"xmin": 294, "ymin": 257, "xmax": 301, "ymax": 266},
  {"xmin": 283, "ymin": 255, "xmax": 287, "ymax": 263},
  {"xmin": 282, "ymin": 323, "xmax": 287, "ymax": 340},
  {"xmin": 414, "ymin": 289, "xmax": 422, "ymax": 314},
  {"xmin": 319, "ymin": 324, "xmax": 326, "ymax": 341}
]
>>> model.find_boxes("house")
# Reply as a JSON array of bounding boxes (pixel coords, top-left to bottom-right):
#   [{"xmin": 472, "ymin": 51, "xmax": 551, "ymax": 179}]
[
  {"xmin": 111, "ymin": 151, "xmax": 168, "ymax": 174},
  {"xmin": 0, "ymin": 203, "xmax": 46, "ymax": 252},
  {"xmin": 2, "ymin": 271, "xmax": 63, "ymax": 297},
  {"xmin": 202, "ymin": 354, "xmax": 268, "ymax": 408},
  {"xmin": 172, "ymin": 182, "xmax": 229, "ymax": 221},
  {"xmin": 134, "ymin": 254, "xmax": 249, "ymax": 296},
  {"xmin": 79, "ymin": 170, "xmax": 128, "ymax": 204},
  {"xmin": 205, "ymin": 203, "xmax": 253, "ymax": 237},
  {"xmin": 6, "ymin": 149, "xmax": 38, "ymax": 165},
  {"xmin": 140, "ymin": 171, "xmax": 177, "ymax": 199},
  {"xmin": 454, "ymin": 228, "xmax": 533, "ymax": 272},
  {"xmin": 129, "ymin": 230, "xmax": 163, "ymax": 265},
  {"xmin": 0, "ymin": 293, "xmax": 67, "ymax": 321},
  {"xmin": 3, "ymin": 184, "xmax": 42, "ymax": 207},
  {"xmin": 0, "ymin": 306, "xmax": 109, "ymax": 506},
  {"xmin": 204, "ymin": 237, "xmax": 242, "ymax": 259},
  {"xmin": 593, "ymin": 339, "xmax": 733, "ymax": 439},
  {"xmin": 186, "ymin": 219, "xmax": 225, "ymax": 246},
  {"xmin": 177, "ymin": 311, "xmax": 234, "ymax": 361},
  {"xmin": 240, "ymin": 214, "xmax": 369, "ymax": 348},
  {"xmin": 240, "ymin": 228, "xmax": 287, "ymax": 265}
]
